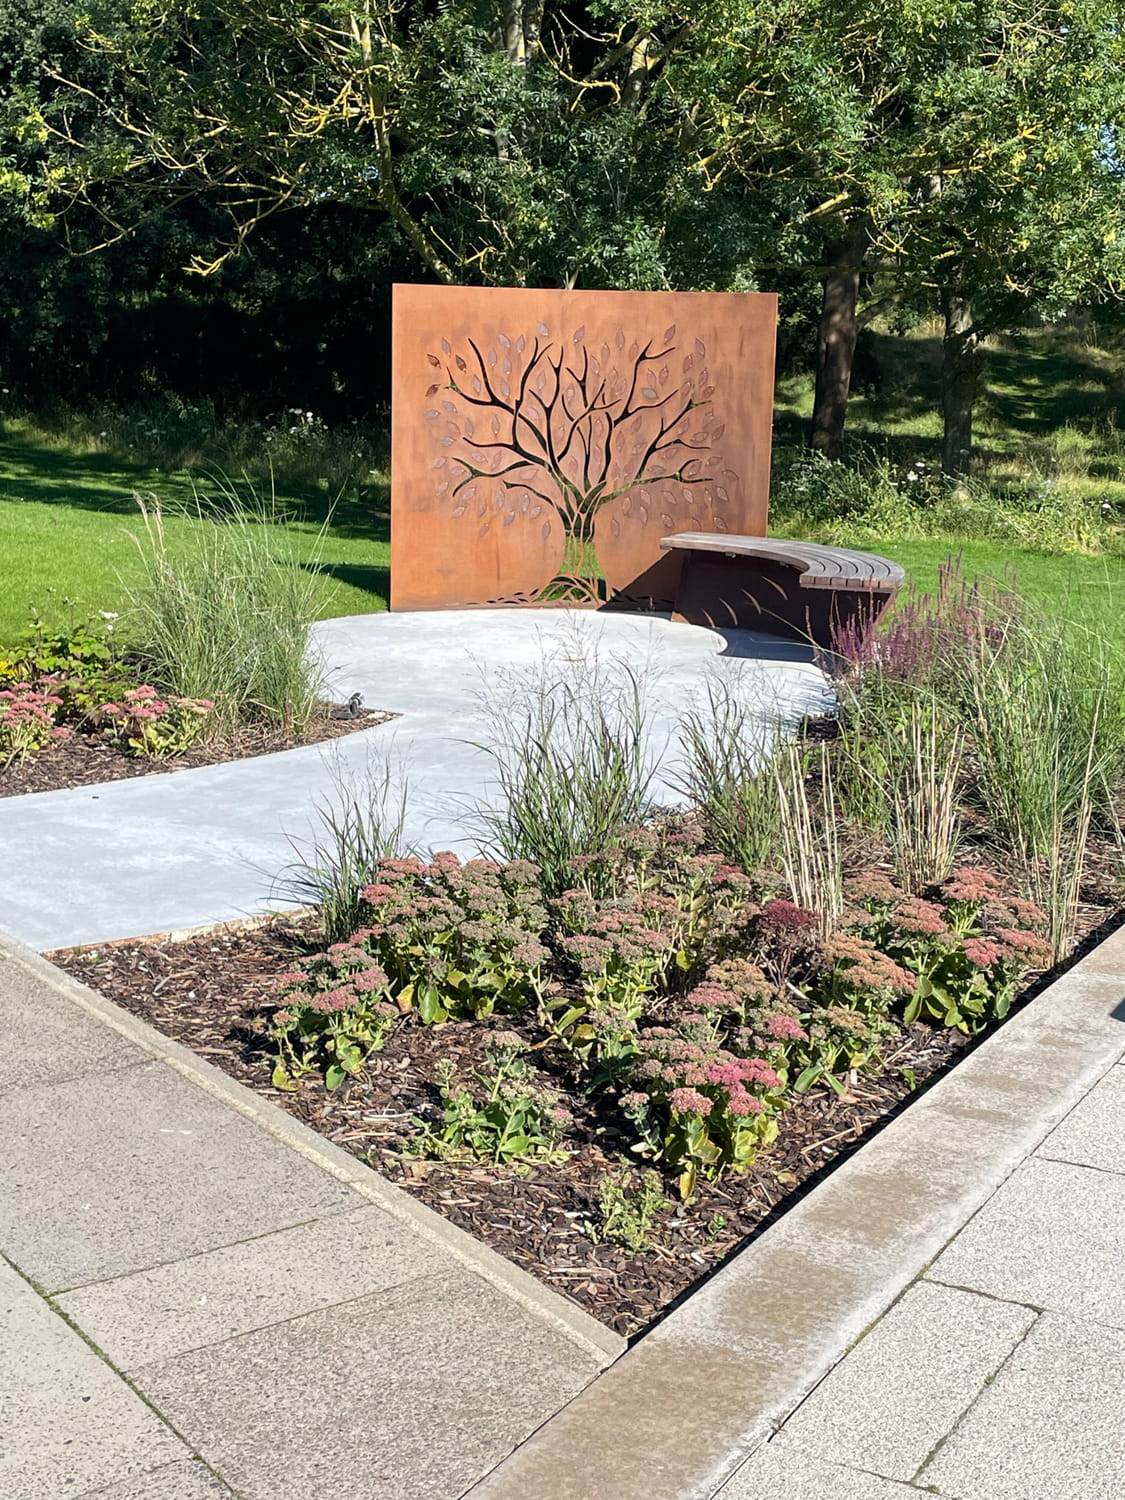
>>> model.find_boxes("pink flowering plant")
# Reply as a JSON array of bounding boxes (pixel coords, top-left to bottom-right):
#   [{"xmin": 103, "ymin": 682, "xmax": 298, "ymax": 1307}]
[
  {"xmin": 94, "ymin": 685, "xmax": 214, "ymax": 757},
  {"xmin": 0, "ymin": 682, "xmax": 69, "ymax": 763},
  {"xmin": 356, "ymin": 853, "xmax": 549, "ymax": 1023},
  {"xmin": 410, "ymin": 1035, "xmax": 572, "ymax": 1165},
  {"xmin": 548, "ymin": 903, "xmax": 676, "ymax": 1072},
  {"xmin": 841, "ymin": 869, "xmax": 1051, "ymax": 1032},
  {"xmin": 622, "ymin": 1024, "xmax": 786, "ymax": 1198},
  {"xmin": 269, "ymin": 952, "xmax": 399, "ymax": 1090},
  {"xmin": 559, "ymin": 825, "xmax": 754, "ymax": 963}
]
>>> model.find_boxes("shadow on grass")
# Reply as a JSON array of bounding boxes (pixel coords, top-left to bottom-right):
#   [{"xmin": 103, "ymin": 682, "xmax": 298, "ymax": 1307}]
[
  {"xmin": 300, "ymin": 560, "xmax": 390, "ymax": 607},
  {"xmin": 0, "ymin": 428, "xmax": 393, "ymax": 546}
]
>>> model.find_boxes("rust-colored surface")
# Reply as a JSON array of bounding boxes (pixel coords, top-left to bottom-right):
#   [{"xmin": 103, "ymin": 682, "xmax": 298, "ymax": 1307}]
[
  {"xmin": 390, "ymin": 286, "xmax": 777, "ymax": 611},
  {"xmin": 671, "ymin": 550, "xmax": 899, "ymax": 650}
]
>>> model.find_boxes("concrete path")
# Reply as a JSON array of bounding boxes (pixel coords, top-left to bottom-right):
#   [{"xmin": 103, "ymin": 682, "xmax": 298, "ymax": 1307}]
[
  {"xmin": 470, "ymin": 921, "xmax": 1125, "ymax": 1500},
  {"xmin": 0, "ymin": 931, "xmax": 622, "ymax": 1500},
  {"xmin": 0, "ymin": 610, "xmax": 829, "ymax": 951}
]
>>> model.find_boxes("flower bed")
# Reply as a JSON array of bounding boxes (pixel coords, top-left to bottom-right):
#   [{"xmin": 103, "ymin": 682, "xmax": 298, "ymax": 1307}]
[
  {"xmin": 55, "ymin": 831, "xmax": 1120, "ymax": 1337},
  {"xmin": 47, "ymin": 559, "xmax": 1125, "ymax": 1336},
  {"xmin": 0, "ymin": 608, "xmax": 391, "ymax": 796}
]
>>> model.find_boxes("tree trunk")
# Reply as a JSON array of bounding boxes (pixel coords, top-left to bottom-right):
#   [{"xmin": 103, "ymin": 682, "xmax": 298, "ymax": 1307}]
[
  {"xmin": 809, "ymin": 222, "xmax": 869, "ymax": 459},
  {"xmin": 941, "ymin": 290, "xmax": 982, "ymax": 479}
]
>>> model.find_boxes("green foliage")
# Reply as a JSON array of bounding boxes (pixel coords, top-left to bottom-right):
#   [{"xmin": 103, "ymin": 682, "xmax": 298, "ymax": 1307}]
[
  {"xmin": 353, "ymin": 853, "xmax": 550, "ymax": 1024},
  {"xmin": 0, "ymin": 679, "xmax": 65, "ymax": 762},
  {"xmin": 269, "ymin": 953, "xmax": 398, "ymax": 1091},
  {"xmin": 93, "ymin": 685, "xmax": 212, "ymax": 758},
  {"xmin": 124, "ymin": 489, "xmax": 324, "ymax": 739},
  {"xmin": 587, "ymin": 1169, "xmax": 670, "ymax": 1255},
  {"xmin": 411, "ymin": 1040, "xmax": 571, "ymax": 1165},
  {"xmin": 0, "ymin": 601, "xmax": 116, "ymax": 683}
]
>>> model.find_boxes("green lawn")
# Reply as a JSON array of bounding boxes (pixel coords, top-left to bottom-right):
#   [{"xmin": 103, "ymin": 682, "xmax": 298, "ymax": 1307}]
[
  {"xmin": 835, "ymin": 535, "xmax": 1125, "ymax": 653},
  {"xmin": 5, "ymin": 419, "xmax": 1125, "ymax": 653},
  {"xmin": 0, "ymin": 427, "xmax": 390, "ymax": 639}
]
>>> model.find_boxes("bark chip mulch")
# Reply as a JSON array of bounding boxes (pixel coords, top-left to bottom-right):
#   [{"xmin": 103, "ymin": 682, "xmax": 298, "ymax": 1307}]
[
  {"xmin": 1, "ymin": 706, "xmax": 396, "ymax": 798},
  {"xmin": 50, "ymin": 923, "xmax": 980, "ymax": 1339}
]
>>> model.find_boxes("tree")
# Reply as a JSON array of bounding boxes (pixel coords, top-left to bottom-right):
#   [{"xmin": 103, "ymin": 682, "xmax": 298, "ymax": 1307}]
[
  {"xmin": 427, "ymin": 319, "xmax": 727, "ymax": 600},
  {"xmin": 644, "ymin": 0, "xmax": 1125, "ymax": 467},
  {"xmin": 40, "ymin": 1, "xmax": 757, "ymax": 293}
]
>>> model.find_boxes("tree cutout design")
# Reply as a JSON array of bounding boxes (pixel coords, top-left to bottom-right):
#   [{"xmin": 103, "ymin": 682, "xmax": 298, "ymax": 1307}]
[{"xmin": 423, "ymin": 322, "xmax": 737, "ymax": 602}]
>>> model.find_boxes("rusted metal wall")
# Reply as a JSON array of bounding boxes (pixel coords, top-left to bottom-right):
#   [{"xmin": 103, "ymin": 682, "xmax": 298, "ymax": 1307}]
[{"xmin": 390, "ymin": 286, "xmax": 777, "ymax": 611}]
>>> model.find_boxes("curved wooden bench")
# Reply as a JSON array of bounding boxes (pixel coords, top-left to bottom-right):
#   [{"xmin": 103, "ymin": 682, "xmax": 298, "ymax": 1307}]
[{"xmin": 658, "ymin": 533, "xmax": 904, "ymax": 649}]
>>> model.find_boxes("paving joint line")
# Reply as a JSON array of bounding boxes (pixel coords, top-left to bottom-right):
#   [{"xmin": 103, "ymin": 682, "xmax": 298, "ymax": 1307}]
[
  {"xmin": 0, "ymin": 933, "xmax": 624, "ymax": 1367},
  {"xmin": 910, "ymin": 1306, "xmax": 1044, "ymax": 1487},
  {"xmin": 2, "ymin": 1249, "xmax": 241, "ymax": 1498}
]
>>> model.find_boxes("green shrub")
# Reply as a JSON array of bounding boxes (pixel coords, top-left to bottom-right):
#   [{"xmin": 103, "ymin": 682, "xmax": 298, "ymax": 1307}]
[
  {"xmin": 410, "ymin": 1038, "xmax": 571, "ymax": 1165},
  {"xmin": 475, "ymin": 653, "xmax": 654, "ymax": 897},
  {"xmin": 125, "ymin": 489, "xmax": 324, "ymax": 740}
]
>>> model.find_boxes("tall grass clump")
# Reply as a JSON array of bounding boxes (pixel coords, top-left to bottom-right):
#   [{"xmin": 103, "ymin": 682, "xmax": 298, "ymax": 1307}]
[
  {"xmin": 839, "ymin": 556, "xmax": 1124, "ymax": 955},
  {"xmin": 476, "ymin": 654, "xmax": 654, "ymax": 898},
  {"xmin": 125, "ymin": 489, "xmax": 324, "ymax": 739},
  {"xmin": 676, "ymin": 677, "xmax": 783, "ymax": 874},
  {"xmin": 960, "ymin": 618, "xmax": 1120, "ymax": 957},
  {"xmin": 834, "ymin": 682, "xmax": 964, "ymax": 891},
  {"xmin": 773, "ymin": 743, "xmax": 844, "ymax": 935},
  {"xmin": 277, "ymin": 751, "xmax": 410, "ymax": 943}
]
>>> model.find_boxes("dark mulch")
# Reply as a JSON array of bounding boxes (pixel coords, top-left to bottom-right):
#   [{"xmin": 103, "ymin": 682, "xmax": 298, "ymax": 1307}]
[
  {"xmin": 1, "ymin": 706, "xmax": 396, "ymax": 799},
  {"xmin": 52, "ymin": 923, "xmax": 978, "ymax": 1338}
]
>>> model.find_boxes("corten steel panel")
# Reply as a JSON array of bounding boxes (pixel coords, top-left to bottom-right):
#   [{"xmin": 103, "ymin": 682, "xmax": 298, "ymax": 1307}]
[{"xmin": 390, "ymin": 285, "xmax": 777, "ymax": 611}]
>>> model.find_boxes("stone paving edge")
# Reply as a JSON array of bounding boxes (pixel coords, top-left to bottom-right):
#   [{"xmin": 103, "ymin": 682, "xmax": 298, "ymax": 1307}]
[
  {"xmin": 0, "ymin": 931, "xmax": 625, "ymax": 1368},
  {"xmin": 465, "ymin": 918, "xmax": 1125, "ymax": 1500}
]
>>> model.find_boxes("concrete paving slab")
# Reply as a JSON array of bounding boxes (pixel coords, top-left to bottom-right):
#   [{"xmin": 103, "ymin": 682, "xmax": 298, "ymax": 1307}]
[
  {"xmin": 0, "ymin": 1258, "xmax": 186, "ymax": 1500},
  {"xmin": 133, "ymin": 1271, "xmax": 604, "ymax": 1500},
  {"xmin": 1070, "ymin": 920, "xmax": 1125, "ymax": 976},
  {"xmin": 928, "ymin": 1156, "xmax": 1125, "ymax": 1329},
  {"xmin": 466, "ymin": 952, "xmax": 1125, "ymax": 1500},
  {"xmin": 0, "ymin": 1060, "xmax": 359, "ymax": 1291},
  {"xmin": 0, "ymin": 946, "xmax": 144, "ymax": 1094},
  {"xmin": 716, "ymin": 1433, "xmax": 922, "ymax": 1499},
  {"xmin": 1035, "ymin": 1064, "xmax": 1125, "ymax": 1174},
  {"xmin": 57, "ymin": 1203, "xmax": 446, "ymax": 1368},
  {"xmin": 919, "ymin": 1313, "xmax": 1125, "ymax": 1499},
  {"xmin": 777, "ymin": 1281, "xmax": 1035, "ymax": 1480},
  {"xmin": 0, "ymin": 610, "xmax": 829, "ymax": 950},
  {"xmin": 77, "ymin": 1460, "xmax": 234, "ymax": 1498}
]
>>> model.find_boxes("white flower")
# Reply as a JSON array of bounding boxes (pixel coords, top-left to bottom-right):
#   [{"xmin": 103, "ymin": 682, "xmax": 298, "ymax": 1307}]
[{"xmin": 99, "ymin": 611, "xmax": 119, "ymax": 621}]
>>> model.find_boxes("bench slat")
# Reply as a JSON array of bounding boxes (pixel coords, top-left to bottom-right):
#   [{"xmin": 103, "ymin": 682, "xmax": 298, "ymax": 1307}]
[{"xmin": 659, "ymin": 532, "xmax": 904, "ymax": 591}]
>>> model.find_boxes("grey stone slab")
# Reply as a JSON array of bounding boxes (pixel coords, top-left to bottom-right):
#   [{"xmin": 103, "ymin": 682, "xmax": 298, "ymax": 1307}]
[
  {"xmin": 921, "ymin": 1313, "xmax": 1125, "ymax": 1499},
  {"xmin": 0, "ymin": 1258, "xmax": 185, "ymax": 1499},
  {"xmin": 0, "ymin": 610, "xmax": 828, "ymax": 949},
  {"xmin": 1071, "ymin": 921, "xmax": 1125, "ymax": 976},
  {"xmin": 778, "ymin": 1281, "xmax": 1034, "ymax": 1480},
  {"xmin": 467, "ymin": 955, "xmax": 1125, "ymax": 1500},
  {"xmin": 133, "ymin": 1271, "xmax": 601, "ymax": 1500},
  {"xmin": 77, "ymin": 1461, "xmax": 234, "ymax": 1498},
  {"xmin": 929, "ymin": 1156, "xmax": 1125, "ymax": 1329},
  {"xmin": 58, "ymin": 1203, "xmax": 446, "ymax": 1368},
  {"xmin": 0, "ymin": 947, "xmax": 143, "ymax": 1094},
  {"xmin": 716, "ymin": 1433, "xmax": 922, "ymax": 1499},
  {"xmin": 1036, "ymin": 1064, "xmax": 1125, "ymax": 1174},
  {"xmin": 0, "ymin": 1060, "xmax": 358, "ymax": 1291}
]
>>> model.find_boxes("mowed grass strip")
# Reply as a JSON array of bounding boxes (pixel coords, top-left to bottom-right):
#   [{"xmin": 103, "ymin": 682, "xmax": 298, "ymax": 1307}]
[{"xmin": 0, "ymin": 429, "xmax": 390, "ymax": 638}]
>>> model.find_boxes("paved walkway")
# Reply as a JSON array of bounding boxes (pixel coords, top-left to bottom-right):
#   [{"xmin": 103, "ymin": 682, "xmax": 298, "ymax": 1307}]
[
  {"xmin": 0, "ymin": 610, "xmax": 828, "ymax": 951},
  {"xmin": 0, "ymin": 932, "xmax": 621, "ymax": 1500},
  {"xmin": 471, "ymin": 920, "xmax": 1125, "ymax": 1500}
]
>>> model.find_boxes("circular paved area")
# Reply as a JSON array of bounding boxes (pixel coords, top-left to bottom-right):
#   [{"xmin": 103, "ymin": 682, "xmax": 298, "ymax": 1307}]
[{"xmin": 0, "ymin": 610, "xmax": 830, "ymax": 950}]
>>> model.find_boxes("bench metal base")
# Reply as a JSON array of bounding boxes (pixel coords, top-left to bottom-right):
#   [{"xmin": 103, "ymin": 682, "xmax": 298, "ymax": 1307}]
[{"xmin": 671, "ymin": 551, "xmax": 895, "ymax": 651}]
